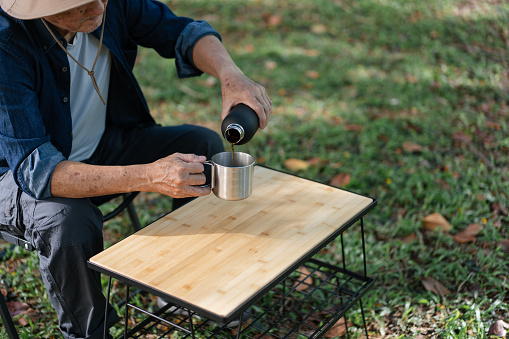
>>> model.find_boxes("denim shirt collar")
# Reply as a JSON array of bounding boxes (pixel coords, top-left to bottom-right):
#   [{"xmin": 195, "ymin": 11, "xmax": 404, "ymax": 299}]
[
  {"xmin": 32, "ymin": 15, "xmax": 125, "ymax": 76},
  {"xmin": 31, "ymin": 18, "xmax": 64, "ymax": 53}
]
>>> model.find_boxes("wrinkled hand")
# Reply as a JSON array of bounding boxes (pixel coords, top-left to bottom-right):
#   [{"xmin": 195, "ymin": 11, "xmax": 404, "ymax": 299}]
[
  {"xmin": 146, "ymin": 153, "xmax": 210, "ymax": 198},
  {"xmin": 220, "ymin": 67, "xmax": 272, "ymax": 129}
]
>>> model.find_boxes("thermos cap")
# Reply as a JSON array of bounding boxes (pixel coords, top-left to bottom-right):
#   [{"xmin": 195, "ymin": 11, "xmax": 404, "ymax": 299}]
[
  {"xmin": 221, "ymin": 103, "xmax": 259, "ymax": 145},
  {"xmin": 225, "ymin": 123, "xmax": 245, "ymax": 143}
]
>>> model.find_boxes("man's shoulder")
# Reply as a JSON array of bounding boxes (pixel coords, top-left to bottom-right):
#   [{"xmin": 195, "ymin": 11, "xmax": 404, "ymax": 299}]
[
  {"xmin": 0, "ymin": 10, "xmax": 34, "ymax": 49},
  {"xmin": 0, "ymin": 9, "xmax": 21, "ymax": 46}
]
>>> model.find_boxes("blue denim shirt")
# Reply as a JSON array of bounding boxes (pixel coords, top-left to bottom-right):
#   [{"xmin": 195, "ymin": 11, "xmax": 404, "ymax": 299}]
[{"xmin": 0, "ymin": 0, "xmax": 221, "ymax": 199}]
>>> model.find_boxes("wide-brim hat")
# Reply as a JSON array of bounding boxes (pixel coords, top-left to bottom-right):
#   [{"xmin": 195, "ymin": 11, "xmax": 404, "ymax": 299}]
[{"xmin": 0, "ymin": 0, "xmax": 94, "ymax": 19}]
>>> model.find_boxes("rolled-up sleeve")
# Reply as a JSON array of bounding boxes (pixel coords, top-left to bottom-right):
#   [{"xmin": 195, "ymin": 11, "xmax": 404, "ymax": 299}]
[
  {"xmin": 122, "ymin": 0, "xmax": 222, "ymax": 78},
  {"xmin": 0, "ymin": 22, "xmax": 67, "ymax": 200},
  {"xmin": 18, "ymin": 142, "xmax": 66, "ymax": 199},
  {"xmin": 175, "ymin": 20, "xmax": 222, "ymax": 78}
]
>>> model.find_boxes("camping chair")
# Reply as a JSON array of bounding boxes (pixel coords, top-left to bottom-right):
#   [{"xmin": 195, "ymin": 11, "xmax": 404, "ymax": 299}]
[{"xmin": 0, "ymin": 192, "xmax": 141, "ymax": 339}]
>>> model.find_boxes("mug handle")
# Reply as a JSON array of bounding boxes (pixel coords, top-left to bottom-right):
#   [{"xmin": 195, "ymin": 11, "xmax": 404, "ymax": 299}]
[{"xmin": 201, "ymin": 160, "xmax": 214, "ymax": 189}]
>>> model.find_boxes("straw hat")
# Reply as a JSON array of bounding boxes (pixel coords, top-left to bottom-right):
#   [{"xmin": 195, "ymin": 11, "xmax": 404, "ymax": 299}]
[{"xmin": 0, "ymin": 0, "xmax": 94, "ymax": 19}]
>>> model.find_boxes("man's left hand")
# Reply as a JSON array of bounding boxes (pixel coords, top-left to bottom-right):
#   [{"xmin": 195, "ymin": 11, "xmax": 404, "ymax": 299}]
[{"xmin": 219, "ymin": 66, "xmax": 272, "ymax": 129}]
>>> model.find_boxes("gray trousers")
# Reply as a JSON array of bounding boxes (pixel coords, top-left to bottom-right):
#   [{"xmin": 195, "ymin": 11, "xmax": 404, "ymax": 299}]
[{"xmin": 0, "ymin": 124, "xmax": 224, "ymax": 339}]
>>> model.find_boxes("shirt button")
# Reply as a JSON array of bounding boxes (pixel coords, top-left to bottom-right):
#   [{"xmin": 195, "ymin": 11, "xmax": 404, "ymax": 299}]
[
  {"xmin": 63, "ymin": 97, "xmax": 69, "ymax": 103},
  {"xmin": 62, "ymin": 67, "xmax": 68, "ymax": 72}
]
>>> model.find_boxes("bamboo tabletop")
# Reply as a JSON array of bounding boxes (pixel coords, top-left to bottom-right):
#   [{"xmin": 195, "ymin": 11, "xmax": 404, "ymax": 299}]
[{"xmin": 89, "ymin": 166, "xmax": 374, "ymax": 321}]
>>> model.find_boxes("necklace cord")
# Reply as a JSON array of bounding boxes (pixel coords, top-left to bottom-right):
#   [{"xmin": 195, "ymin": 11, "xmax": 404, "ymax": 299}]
[{"xmin": 41, "ymin": 9, "xmax": 107, "ymax": 105}]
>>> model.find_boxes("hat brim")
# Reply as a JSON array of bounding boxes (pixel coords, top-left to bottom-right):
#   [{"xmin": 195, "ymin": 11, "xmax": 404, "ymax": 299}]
[{"xmin": 1, "ymin": 0, "xmax": 94, "ymax": 19}]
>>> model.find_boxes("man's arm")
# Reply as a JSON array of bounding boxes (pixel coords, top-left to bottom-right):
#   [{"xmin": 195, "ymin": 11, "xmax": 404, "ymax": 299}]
[
  {"xmin": 191, "ymin": 35, "xmax": 272, "ymax": 129},
  {"xmin": 50, "ymin": 153, "xmax": 210, "ymax": 198}
]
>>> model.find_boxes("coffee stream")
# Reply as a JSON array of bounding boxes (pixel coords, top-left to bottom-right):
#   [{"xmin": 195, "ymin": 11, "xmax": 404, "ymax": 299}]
[
  {"xmin": 225, "ymin": 128, "xmax": 240, "ymax": 167},
  {"xmin": 230, "ymin": 143, "xmax": 235, "ymax": 167}
]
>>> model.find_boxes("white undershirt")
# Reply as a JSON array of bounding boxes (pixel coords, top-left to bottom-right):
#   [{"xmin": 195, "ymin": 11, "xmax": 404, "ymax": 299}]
[{"xmin": 66, "ymin": 32, "xmax": 111, "ymax": 161}]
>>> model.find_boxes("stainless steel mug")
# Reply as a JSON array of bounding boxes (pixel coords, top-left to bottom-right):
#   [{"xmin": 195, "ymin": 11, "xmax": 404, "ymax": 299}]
[{"xmin": 204, "ymin": 152, "xmax": 255, "ymax": 201}]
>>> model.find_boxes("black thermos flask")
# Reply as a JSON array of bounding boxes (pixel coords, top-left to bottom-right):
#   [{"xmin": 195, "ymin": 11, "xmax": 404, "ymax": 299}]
[{"xmin": 221, "ymin": 103, "xmax": 259, "ymax": 145}]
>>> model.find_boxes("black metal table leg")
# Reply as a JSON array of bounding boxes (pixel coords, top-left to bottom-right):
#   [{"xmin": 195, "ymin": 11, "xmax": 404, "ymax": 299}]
[
  {"xmin": 187, "ymin": 307, "xmax": 195, "ymax": 339},
  {"xmin": 124, "ymin": 284, "xmax": 130, "ymax": 339},
  {"xmin": 360, "ymin": 217, "xmax": 369, "ymax": 338},
  {"xmin": 360, "ymin": 218, "xmax": 367, "ymax": 277},
  {"xmin": 104, "ymin": 276, "xmax": 112, "ymax": 339},
  {"xmin": 340, "ymin": 233, "xmax": 346, "ymax": 271},
  {"xmin": 235, "ymin": 312, "xmax": 244, "ymax": 339},
  {"xmin": 360, "ymin": 299, "xmax": 369, "ymax": 338}
]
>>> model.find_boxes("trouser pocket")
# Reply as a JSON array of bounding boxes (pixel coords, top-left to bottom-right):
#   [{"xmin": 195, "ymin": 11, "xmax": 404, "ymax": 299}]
[{"xmin": 0, "ymin": 172, "xmax": 26, "ymax": 239}]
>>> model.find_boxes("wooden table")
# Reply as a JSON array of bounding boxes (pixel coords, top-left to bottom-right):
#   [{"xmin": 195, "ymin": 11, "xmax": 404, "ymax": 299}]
[{"xmin": 88, "ymin": 166, "xmax": 377, "ymax": 338}]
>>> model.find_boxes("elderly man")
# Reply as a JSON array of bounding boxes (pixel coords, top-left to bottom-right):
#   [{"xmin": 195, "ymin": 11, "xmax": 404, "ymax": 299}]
[{"xmin": 0, "ymin": 0, "xmax": 271, "ymax": 337}]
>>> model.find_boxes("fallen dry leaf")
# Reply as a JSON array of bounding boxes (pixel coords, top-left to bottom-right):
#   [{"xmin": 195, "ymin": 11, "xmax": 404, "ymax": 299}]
[
  {"xmin": 422, "ymin": 213, "xmax": 452, "ymax": 232},
  {"xmin": 463, "ymin": 223, "xmax": 482, "ymax": 235},
  {"xmin": 306, "ymin": 70, "xmax": 320, "ymax": 79},
  {"xmin": 306, "ymin": 157, "xmax": 320, "ymax": 166},
  {"xmin": 329, "ymin": 173, "xmax": 351, "ymax": 187},
  {"xmin": 264, "ymin": 14, "xmax": 282, "ymax": 27},
  {"xmin": 284, "ymin": 158, "xmax": 309, "ymax": 171},
  {"xmin": 491, "ymin": 202, "xmax": 508, "ymax": 216},
  {"xmin": 6, "ymin": 301, "xmax": 29, "ymax": 317},
  {"xmin": 264, "ymin": 60, "xmax": 277, "ymax": 70},
  {"xmin": 304, "ymin": 49, "xmax": 320, "ymax": 57},
  {"xmin": 244, "ymin": 44, "xmax": 255, "ymax": 53},
  {"xmin": 5, "ymin": 301, "xmax": 38, "ymax": 326},
  {"xmin": 311, "ymin": 24, "xmax": 328, "ymax": 34},
  {"xmin": 402, "ymin": 141, "xmax": 423, "ymax": 152},
  {"xmin": 488, "ymin": 320, "xmax": 509, "ymax": 337},
  {"xmin": 453, "ymin": 232, "xmax": 476, "ymax": 244},
  {"xmin": 454, "ymin": 224, "xmax": 482, "ymax": 244},
  {"xmin": 293, "ymin": 266, "xmax": 313, "ymax": 291},
  {"xmin": 421, "ymin": 276, "xmax": 451, "ymax": 297},
  {"xmin": 330, "ymin": 161, "xmax": 342, "ymax": 169},
  {"xmin": 401, "ymin": 233, "xmax": 417, "ymax": 244},
  {"xmin": 324, "ymin": 319, "xmax": 353, "ymax": 338},
  {"xmin": 331, "ymin": 116, "xmax": 344, "ymax": 125},
  {"xmin": 485, "ymin": 120, "xmax": 501, "ymax": 130},
  {"xmin": 497, "ymin": 239, "xmax": 509, "ymax": 253},
  {"xmin": 307, "ymin": 157, "xmax": 328, "ymax": 167},
  {"xmin": 494, "ymin": 219, "xmax": 502, "ymax": 229},
  {"xmin": 344, "ymin": 124, "xmax": 363, "ymax": 131},
  {"xmin": 453, "ymin": 131, "xmax": 472, "ymax": 144},
  {"xmin": 17, "ymin": 308, "xmax": 38, "ymax": 326}
]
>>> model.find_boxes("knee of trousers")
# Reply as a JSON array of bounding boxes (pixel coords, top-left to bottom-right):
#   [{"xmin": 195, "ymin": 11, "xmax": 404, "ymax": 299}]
[{"xmin": 28, "ymin": 197, "xmax": 104, "ymax": 253}]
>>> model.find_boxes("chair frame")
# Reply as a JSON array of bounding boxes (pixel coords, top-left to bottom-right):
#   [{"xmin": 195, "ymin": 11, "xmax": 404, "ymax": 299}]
[{"xmin": 0, "ymin": 192, "xmax": 141, "ymax": 339}]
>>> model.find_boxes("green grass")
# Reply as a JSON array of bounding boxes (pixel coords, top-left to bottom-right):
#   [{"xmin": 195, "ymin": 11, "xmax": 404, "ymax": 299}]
[{"xmin": 1, "ymin": 0, "xmax": 508, "ymax": 337}]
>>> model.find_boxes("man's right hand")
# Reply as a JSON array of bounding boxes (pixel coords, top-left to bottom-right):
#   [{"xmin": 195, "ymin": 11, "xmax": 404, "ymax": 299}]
[{"xmin": 146, "ymin": 153, "xmax": 211, "ymax": 198}]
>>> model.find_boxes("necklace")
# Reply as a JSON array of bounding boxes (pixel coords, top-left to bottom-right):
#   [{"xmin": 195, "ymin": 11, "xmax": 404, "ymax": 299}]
[{"xmin": 41, "ymin": 10, "xmax": 107, "ymax": 105}]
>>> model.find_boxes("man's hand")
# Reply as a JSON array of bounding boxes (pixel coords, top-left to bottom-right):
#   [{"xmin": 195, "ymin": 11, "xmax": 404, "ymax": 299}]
[
  {"xmin": 219, "ymin": 66, "xmax": 272, "ymax": 129},
  {"xmin": 192, "ymin": 35, "xmax": 272, "ymax": 129},
  {"xmin": 146, "ymin": 153, "xmax": 211, "ymax": 198}
]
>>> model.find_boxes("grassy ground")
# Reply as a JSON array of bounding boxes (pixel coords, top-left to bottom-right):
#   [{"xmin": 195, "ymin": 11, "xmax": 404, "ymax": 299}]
[{"xmin": 1, "ymin": 0, "xmax": 508, "ymax": 338}]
